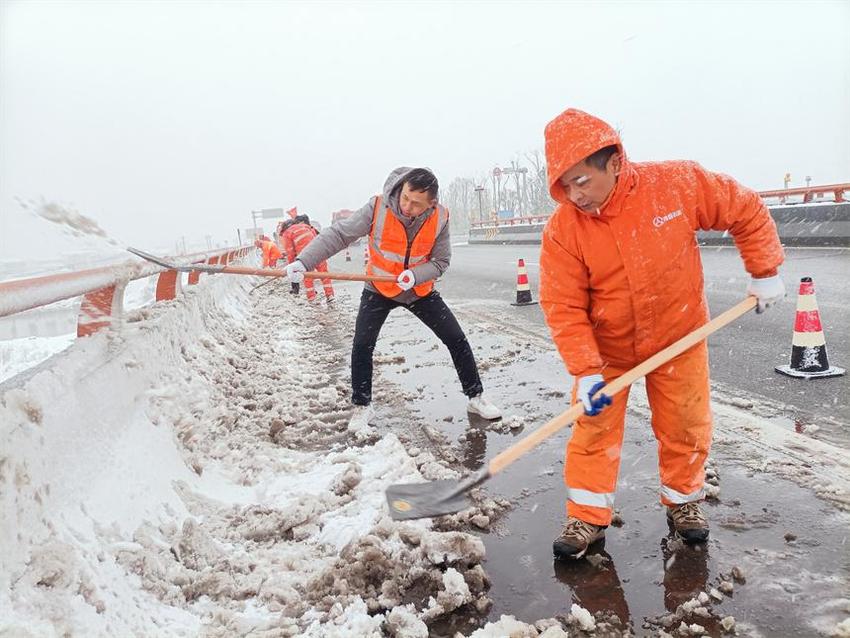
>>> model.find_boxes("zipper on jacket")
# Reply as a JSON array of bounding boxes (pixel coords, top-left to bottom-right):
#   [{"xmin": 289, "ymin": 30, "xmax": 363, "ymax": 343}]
[{"xmin": 403, "ymin": 212, "xmax": 430, "ymax": 269}]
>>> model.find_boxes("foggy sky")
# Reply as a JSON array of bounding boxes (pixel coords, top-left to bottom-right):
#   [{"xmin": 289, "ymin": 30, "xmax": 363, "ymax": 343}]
[{"xmin": 1, "ymin": 0, "xmax": 848, "ymax": 259}]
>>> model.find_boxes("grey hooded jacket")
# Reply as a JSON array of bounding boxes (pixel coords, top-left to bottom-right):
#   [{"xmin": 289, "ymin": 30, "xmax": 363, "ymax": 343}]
[{"xmin": 296, "ymin": 167, "xmax": 451, "ymax": 305}]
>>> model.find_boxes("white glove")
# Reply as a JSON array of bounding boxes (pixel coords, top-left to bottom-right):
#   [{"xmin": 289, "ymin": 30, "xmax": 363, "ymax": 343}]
[
  {"xmin": 576, "ymin": 373, "xmax": 612, "ymax": 416},
  {"xmin": 285, "ymin": 260, "xmax": 306, "ymax": 284},
  {"xmin": 397, "ymin": 269, "xmax": 416, "ymax": 291},
  {"xmin": 747, "ymin": 274, "xmax": 785, "ymax": 314}
]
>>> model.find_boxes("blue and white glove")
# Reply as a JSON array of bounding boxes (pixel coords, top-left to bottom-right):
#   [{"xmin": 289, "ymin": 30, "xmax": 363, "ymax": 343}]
[
  {"xmin": 577, "ymin": 374, "xmax": 612, "ymax": 416},
  {"xmin": 397, "ymin": 269, "xmax": 416, "ymax": 292},
  {"xmin": 747, "ymin": 274, "xmax": 785, "ymax": 314},
  {"xmin": 285, "ymin": 260, "xmax": 306, "ymax": 284}
]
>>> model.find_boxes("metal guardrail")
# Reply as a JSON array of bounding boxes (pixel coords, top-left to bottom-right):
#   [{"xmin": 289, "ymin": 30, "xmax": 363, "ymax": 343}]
[
  {"xmin": 0, "ymin": 246, "xmax": 253, "ymax": 337},
  {"xmin": 758, "ymin": 183, "xmax": 848, "ymax": 204},
  {"xmin": 469, "ymin": 183, "xmax": 850, "ymax": 229}
]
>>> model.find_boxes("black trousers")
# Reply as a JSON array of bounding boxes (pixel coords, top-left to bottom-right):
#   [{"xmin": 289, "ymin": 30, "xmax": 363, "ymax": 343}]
[{"xmin": 351, "ymin": 289, "xmax": 483, "ymax": 406}]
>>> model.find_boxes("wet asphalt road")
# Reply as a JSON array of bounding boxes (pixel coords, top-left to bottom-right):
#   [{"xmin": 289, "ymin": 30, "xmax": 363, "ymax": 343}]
[
  {"xmin": 439, "ymin": 245, "xmax": 850, "ymax": 448},
  {"xmin": 324, "ymin": 245, "xmax": 850, "ymax": 636}
]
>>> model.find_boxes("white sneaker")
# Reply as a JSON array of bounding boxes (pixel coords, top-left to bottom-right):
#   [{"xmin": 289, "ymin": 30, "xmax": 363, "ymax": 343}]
[
  {"xmin": 347, "ymin": 404, "xmax": 375, "ymax": 434},
  {"xmin": 467, "ymin": 394, "xmax": 502, "ymax": 420}
]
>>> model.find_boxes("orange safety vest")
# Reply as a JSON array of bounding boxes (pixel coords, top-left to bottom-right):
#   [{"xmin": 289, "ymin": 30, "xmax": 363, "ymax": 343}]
[{"xmin": 366, "ymin": 196, "xmax": 448, "ymax": 298}]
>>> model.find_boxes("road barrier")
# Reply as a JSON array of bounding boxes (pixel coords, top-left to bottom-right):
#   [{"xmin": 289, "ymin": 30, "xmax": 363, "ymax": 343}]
[
  {"xmin": 469, "ymin": 184, "xmax": 850, "ymax": 247},
  {"xmin": 0, "ymin": 246, "xmax": 253, "ymax": 339}
]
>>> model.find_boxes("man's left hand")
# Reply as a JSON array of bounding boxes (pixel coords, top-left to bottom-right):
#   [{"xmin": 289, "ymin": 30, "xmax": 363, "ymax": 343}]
[
  {"xmin": 397, "ymin": 269, "xmax": 416, "ymax": 291},
  {"xmin": 747, "ymin": 274, "xmax": 785, "ymax": 314}
]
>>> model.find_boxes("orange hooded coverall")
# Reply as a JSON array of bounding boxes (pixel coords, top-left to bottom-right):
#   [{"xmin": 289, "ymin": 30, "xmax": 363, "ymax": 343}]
[
  {"xmin": 281, "ymin": 221, "xmax": 334, "ymax": 302},
  {"xmin": 539, "ymin": 109, "xmax": 784, "ymax": 526},
  {"xmin": 258, "ymin": 239, "xmax": 282, "ymax": 268}
]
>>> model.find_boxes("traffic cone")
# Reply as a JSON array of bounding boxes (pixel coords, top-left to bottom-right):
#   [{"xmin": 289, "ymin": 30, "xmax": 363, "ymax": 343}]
[
  {"xmin": 511, "ymin": 258, "xmax": 537, "ymax": 306},
  {"xmin": 775, "ymin": 277, "xmax": 845, "ymax": 378},
  {"xmin": 345, "ymin": 248, "xmax": 351, "ymax": 262}
]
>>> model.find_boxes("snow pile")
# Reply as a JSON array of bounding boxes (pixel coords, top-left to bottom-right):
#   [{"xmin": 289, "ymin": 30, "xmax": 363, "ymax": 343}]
[
  {"xmin": 0, "ymin": 274, "xmax": 494, "ymax": 635},
  {"xmin": 0, "ymin": 334, "xmax": 76, "ymax": 383},
  {"xmin": 569, "ymin": 603, "xmax": 596, "ymax": 631}
]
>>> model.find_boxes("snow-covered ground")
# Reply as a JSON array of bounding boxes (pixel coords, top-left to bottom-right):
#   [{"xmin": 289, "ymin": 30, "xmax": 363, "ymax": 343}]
[
  {"xmin": 4, "ymin": 243, "xmax": 849, "ymax": 637},
  {"xmin": 0, "ymin": 269, "xmax": 583, "ymax": 637},
  {"xmin": 0, "ymin": 334, "xmax": 76, "ymax": 384}
]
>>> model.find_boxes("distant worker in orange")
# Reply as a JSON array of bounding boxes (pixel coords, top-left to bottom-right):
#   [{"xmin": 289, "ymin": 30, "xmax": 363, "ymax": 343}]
[
  {"xmin": 540, "ymin": 108, "xmax": 785, "ymax": 559},
  {"xmin": 277, "ymin": 220, "xmax": 299, "ymax": 295},
  {"xmin": 255, "ymin": 236, "xmax": 282, "ymax": 268},
  {"xmin": 280, "ymin": 214, "xmax": 335, "ymax": 303},
  {"xmin": 275, "ymin": 222, "xmax": 291, "ymax": 263}
]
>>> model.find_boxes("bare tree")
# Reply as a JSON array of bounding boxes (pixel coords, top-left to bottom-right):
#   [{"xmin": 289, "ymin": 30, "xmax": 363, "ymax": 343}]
[
  {"xmin": 525, "ymin": 149, "xmax": 556, "ymax": 215},
  {"xmin": 440, "ymin": 149, "xmax": 554, "ymax": 232},
  {"xmin": 444, "ymin": 176, "xmax": 477, "ymax": 234}
]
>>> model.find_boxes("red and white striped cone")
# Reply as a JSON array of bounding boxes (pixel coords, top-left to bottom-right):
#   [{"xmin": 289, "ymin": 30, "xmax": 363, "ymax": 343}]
[
  {"xmin": 775, "ymin": 277, "xmax": 844, "ymax": 378},
  {"xmin": 510, "ymin": 258, "xmax": 537, "ymax": 306}
]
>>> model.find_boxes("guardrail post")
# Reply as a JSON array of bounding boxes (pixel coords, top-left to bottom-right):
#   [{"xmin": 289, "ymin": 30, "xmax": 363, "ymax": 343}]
[
  {"xmin": 78, "ymin": 283, "xmax": 126, "ymax": 337},
  {"xmin": 155, "ymin": 270, "xmax": 181, "ymax": 301}
]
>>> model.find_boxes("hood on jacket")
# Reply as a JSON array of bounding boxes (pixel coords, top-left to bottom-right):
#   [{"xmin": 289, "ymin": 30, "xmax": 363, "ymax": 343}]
[
  {"xmin": 544, "ymin": 108, "xmax": 630, "ymax": 211},
  {"xmin": 382, "ymin": 167, "xmax": 413, "ymax": 204}
]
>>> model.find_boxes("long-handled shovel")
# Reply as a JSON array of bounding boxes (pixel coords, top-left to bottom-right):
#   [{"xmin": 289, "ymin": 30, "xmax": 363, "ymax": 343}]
[
  {"xmin": 127, "ymin": 247, "xmax": 395, "ymax": 284},
  {"xmin": 249, "ymin": 277, "xmax": 284, "ymax": 295},
  {"xmin": 386, "ymin": 297, "xmax": 758, "ymax": 521}
]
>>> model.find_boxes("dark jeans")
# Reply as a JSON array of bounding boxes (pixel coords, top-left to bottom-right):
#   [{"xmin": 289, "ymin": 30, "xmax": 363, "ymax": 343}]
[{"xmin": 351, "ymin": 289, "xmax": 483, "ymax": 406}]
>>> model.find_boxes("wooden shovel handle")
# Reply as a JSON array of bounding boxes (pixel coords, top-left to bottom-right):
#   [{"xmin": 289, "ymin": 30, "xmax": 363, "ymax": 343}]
[
  {"xmin": 305, "ymin": 270, "xmax": 395, "ymax": 283},
  {"xmin": 487, "ymin": 296, "xmax": 758, "ymax": 476},
  {"xmin": 215, "ymin": 264, "xmax": 395, "ymax": 283}
]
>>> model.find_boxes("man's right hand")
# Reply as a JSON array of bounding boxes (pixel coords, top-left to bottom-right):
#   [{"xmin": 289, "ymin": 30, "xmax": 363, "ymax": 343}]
[
  {"xmin": 577, "ymin": 374, "xmax": 612, "ymax": 416},
  {"xmin": 747, "ymin": 274, "xmax": 785, "ymax": 314},
  {"xmin": 285, "ymin": 260, "xmax": 306, "ymax": 284}
]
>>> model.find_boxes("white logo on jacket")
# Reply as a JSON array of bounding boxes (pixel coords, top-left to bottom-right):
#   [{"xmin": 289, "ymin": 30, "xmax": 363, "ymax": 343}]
[{"xmin": 653, "ymin": 209, "xmax": 682, "ymax": 228}]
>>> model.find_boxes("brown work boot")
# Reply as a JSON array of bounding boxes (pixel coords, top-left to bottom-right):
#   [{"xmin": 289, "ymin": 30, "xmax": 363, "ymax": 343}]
[
  {"xmin": 666, "ymin": 502, "xmax": 709, "ymax": 544},
  {"xmin": 553, "ymin": 517, "xmax": 606, "ymax": 560}
]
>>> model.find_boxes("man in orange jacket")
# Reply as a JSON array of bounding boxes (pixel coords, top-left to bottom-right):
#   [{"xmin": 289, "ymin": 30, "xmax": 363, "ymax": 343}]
[{"xmin": 540, "ymin": 108, "xmax": 785, "ymax": 559}]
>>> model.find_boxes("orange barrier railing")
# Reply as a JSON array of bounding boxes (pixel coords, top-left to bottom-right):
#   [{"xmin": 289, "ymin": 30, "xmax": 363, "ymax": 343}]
[
  {"xmin": 0, "ymin": 246, "xmax": 253, "ymax": 338},
  {"xmin": 469, "ymin": 183, "xmax": 849, "ymax": 229}
]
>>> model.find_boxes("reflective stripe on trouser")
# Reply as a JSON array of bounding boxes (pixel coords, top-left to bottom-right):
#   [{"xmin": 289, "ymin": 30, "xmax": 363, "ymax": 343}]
[
  {"xmin": 661, "ymin": 484, "xmax": 705, "ymax": 504},
  {"xmin": 565, "ymin": 341, "xmax": 712, "ymax": 526},
  {"xmin": 304, "ymin": 261, "xmax": 334, "ymax": 301}
]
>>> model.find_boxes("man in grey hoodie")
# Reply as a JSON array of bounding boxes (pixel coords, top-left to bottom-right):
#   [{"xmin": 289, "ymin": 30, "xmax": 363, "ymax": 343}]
[{"xmin": 286, "ymin": 167, "xmax": 502, "ymax": 431}]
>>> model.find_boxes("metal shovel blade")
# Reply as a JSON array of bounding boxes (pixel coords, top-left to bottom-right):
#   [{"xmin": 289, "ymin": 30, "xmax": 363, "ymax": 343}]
[
  {"xmin": 128, "ymin": 247, "xmax": 225, "ymax": 273},
  {"xmin": 385, "ymin": 469, "xmax": 488, "ymax": 521},
  {"xmin": 127, "ymin": 247, "xmax": 182, "ymax": 269}
]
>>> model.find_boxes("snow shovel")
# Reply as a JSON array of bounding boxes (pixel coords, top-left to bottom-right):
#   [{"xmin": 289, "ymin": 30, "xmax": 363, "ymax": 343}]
[
  {"xmin": 127, "ymin": 247, "xmax": 395, "ymax": 283},
  {"xmin": 249, "ymin": 277, "xmax": 284, "ymax": 294},
  {"xmin": 385, "ymin": 296, "xmax": 758, "ymax": 521}
]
